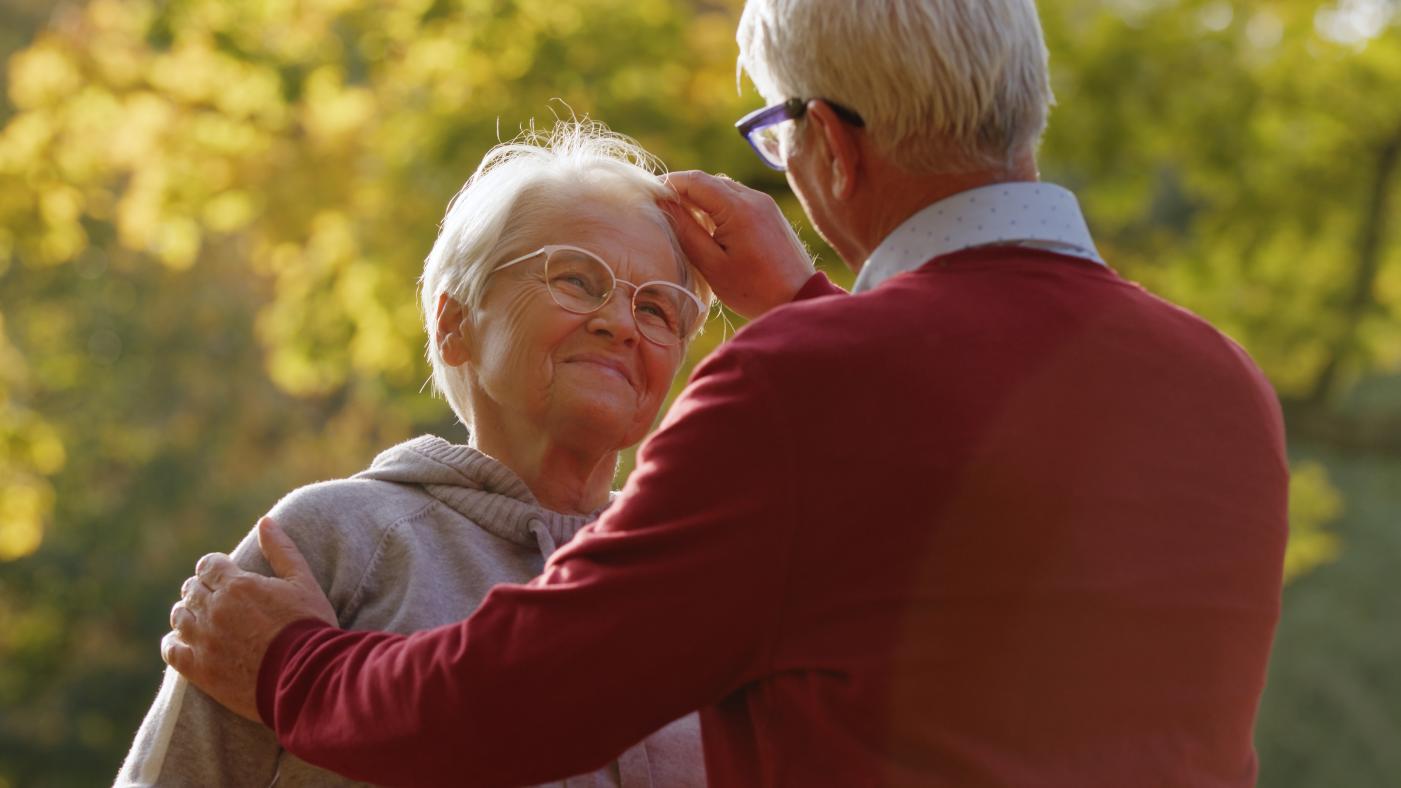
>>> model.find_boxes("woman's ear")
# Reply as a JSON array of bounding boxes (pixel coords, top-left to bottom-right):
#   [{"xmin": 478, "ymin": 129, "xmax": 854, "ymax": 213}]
[{"xmin": 435, "ymin": 293, "xmax": 472, "ymax": 367}]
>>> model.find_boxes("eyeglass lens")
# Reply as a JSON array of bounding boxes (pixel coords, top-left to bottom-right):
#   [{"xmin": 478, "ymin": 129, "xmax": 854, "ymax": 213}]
[
  {"xmin": 750, "ymin": 124, "xmax": 789, "ymax": 169},
  {"xmin": 543, "ymin": 248, "xmax": 702, "ymax": 345}
]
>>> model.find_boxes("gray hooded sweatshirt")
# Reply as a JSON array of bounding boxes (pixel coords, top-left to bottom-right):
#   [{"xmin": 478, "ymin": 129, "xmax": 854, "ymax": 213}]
[{"xmin": 116, "ymin": 435, "xmax": 704, "ymax": 787}]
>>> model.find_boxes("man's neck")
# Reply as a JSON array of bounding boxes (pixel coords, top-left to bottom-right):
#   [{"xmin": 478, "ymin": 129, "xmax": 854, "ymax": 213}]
[{"xmin": 839, "ymin": 156, "xmax": 1040, "ymax": 271}]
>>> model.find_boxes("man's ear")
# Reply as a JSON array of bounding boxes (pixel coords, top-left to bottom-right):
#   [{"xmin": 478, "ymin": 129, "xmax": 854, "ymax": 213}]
[
  {"xmin": 434, "ymin": 293, "xmax": 472, "ymax": 367},
  {"xmin": 807, "ymin": 100, "xmax": 861, "ymax": 200}
]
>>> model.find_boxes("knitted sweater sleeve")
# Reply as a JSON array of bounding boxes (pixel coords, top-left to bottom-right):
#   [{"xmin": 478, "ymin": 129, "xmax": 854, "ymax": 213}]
[{"xmin": 256, "ymin": 339, "xmax": 801, "ymax": 787}]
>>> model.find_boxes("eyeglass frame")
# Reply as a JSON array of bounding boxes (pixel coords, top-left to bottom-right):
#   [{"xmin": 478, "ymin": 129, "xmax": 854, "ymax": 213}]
[
  {"xmin": 735, "ymin": 98, "xmax": 866, "ymax": 172},
  {"xmin": 492, "ymin": 244, "xmax": 709, "ymax": 346}
]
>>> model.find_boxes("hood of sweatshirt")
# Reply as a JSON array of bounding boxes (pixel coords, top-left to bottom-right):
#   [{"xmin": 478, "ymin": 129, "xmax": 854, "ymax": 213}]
[
  {"xmin": 352, "ymin": 434, "xmax": 606, "ymax": 560},
  {"xmin": 352, "ymin": 436, "xmax": 678, "ymax": 786}
]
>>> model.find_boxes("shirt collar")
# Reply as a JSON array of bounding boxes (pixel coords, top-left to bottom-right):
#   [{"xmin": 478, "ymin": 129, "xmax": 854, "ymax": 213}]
[{"xmin": 852, "ymin": 182, "xmax": 1104, "ymax": 294}]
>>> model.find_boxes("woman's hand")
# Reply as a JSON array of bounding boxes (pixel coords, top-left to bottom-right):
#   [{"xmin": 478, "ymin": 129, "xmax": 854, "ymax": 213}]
[
  {"xmin": 163, "ymin": 517, "xmax": 337, "ymax": 723},
  {"xmin": 662, "ymin": 171, "xmax": 816, "ymax": 320}
]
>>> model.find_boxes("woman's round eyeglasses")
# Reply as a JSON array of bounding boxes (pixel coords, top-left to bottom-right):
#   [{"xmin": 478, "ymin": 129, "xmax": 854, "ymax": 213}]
[{"xmin": 494, "ymin": 245, "xmax": 707, "ymax": 346}]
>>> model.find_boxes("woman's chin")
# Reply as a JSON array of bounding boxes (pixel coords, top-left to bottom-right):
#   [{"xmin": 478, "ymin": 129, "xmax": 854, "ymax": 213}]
[{"xmin": 551, "ymin": 396, "xmax": 649, "ymax": 451}]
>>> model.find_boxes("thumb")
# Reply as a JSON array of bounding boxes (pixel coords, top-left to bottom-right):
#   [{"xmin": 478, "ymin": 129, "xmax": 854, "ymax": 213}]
[{"xmin": 257, "ymin": 517, "xmax": 315, "ymax": 587}]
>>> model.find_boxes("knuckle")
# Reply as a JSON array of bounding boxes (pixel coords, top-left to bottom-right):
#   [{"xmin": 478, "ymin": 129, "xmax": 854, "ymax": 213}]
[
  {"xmin": 198, "ymin": 552, "xmax": 232, "ymax": 575},
  {"xmin": 172, "ymin": 606, "xmax": 197, "ymax": 635},
  {"xmin": 224, "ymin": 573, "xmax": 252, "ymax": 593},
  {"xmin": 161, "ymin": 632, "xmax": 185, "ymax": 668}
]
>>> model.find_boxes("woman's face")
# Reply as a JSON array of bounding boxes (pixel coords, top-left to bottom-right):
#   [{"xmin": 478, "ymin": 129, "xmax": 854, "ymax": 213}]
[{"xmin": 463, "ymin": 203, "xmax": 692, "ymax": 453}]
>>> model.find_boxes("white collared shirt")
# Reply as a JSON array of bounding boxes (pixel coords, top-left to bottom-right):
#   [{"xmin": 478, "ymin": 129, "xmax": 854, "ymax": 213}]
[{"xmin": 852, "ymin": 182, "xmax": 1104, "ymax": 294}]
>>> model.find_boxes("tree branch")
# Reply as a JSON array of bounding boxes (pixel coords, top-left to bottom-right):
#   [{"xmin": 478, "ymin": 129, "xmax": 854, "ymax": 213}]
[{"xmin": 1306, "ymin": 123, "xmax": 1401, "ymax": 406}]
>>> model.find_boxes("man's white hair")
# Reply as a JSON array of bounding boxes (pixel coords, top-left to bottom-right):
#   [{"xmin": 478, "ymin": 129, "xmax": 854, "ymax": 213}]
[
  {"xmin": 420, "ymin": 120, "xmax": 705, "ymax": 426},
  {"xmin": 737, "ymin": 0, "xmax": 1054, "ymax": 174}
]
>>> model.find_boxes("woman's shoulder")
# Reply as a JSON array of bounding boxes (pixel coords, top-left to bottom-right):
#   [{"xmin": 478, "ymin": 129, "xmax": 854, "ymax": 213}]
[
  {"xmin": 270, "ymin": 476, "xmax": 435, "ymax": 530},
  {"xmin": 270, "ymin": 476, "xmax": 441, "ymax": 552},
  {"xmin": 228, "ymin": 477, "xmax": 442, "ymax": 616},
  {"xmin": 237, "ymin": 477, "xmax": 435, "ymax": 573}
]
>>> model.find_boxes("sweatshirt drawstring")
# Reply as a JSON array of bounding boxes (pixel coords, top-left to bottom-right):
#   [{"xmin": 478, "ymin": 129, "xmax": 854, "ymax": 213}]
[{"xmin": 527, "ymin": 519, "xmax": 558, "ymax": 559}]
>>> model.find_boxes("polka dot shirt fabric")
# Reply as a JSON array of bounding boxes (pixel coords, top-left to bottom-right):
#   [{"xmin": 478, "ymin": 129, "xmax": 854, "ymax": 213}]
[{"xmin": 852, "ymin": 182, "xmax": 1105, "ymax": 294}]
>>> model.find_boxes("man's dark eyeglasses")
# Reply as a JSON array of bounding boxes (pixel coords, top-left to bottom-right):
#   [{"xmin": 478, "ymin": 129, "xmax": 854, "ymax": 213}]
[{"xmin": 735, "ymin": 98, "xmax": 866, "ymax": 172}]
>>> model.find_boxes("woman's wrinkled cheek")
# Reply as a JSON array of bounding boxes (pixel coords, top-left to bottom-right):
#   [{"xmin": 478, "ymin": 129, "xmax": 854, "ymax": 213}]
[
  {"xmin": 503, "ymin": 288, "xmax": 563, "ymax": 376},
  {"xmin": 636, "ymin": 345, "xmax": 684, "ymax": 423},
  {"xmin": 469, "ymin": 284, "xmax": 557, "ymax": 411}
]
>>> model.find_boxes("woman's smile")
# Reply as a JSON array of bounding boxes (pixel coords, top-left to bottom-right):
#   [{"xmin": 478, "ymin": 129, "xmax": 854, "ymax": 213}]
[{"xmin": 561, "ymin": 352, "xmax": 638, "ymax": 388}]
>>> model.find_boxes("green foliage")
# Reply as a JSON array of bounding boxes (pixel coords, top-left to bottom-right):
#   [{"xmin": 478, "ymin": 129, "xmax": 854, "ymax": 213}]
[
  {"xmin": 0, "ymin": 311, "xmax": 65, "ymax": 560},
  {"xmin": 1258, "ymin": 444, "xmax": 1401, "ymax": 787},
  {"xmin": 0, "ymin": 0, "xmax": 1395, "ymax": 784},
  {"xmin": 1041, "ymin": 0, "xmax": 1401, "ymax": 402},
  {"xmin": 1285, "ymin": 460, "xmax": 1345, "ymax": 581}
]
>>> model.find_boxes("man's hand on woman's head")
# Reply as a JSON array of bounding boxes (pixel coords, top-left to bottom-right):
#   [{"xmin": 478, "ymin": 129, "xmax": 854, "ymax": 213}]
[
  {"xmin": 662, "ymin": 171, "xmax": 816, "ymax": 320},
  {"xmin": 163, "ymin": 517, "xmax": 337, "ymax": 723}
]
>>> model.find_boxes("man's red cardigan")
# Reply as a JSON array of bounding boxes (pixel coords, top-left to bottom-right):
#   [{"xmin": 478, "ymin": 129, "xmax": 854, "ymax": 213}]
[{"xmin": 258, "ymin": 248, "xmax": 1288, "ymax": 787}]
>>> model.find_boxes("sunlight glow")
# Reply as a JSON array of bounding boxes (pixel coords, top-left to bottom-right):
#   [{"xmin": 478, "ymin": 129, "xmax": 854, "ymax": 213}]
[
  {"xmin": 1315, "ymin": 0, "xmax": 1396, "ymax": 47},
  {"xmin": 1198, "ymin": 1, "xmax": 1234, "ymax": 33}
]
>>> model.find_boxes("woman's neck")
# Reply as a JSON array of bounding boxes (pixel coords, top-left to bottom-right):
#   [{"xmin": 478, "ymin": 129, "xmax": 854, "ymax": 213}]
[{"xmin": 469, "ymin": 417, "xmax": 618, "ymax": 515}]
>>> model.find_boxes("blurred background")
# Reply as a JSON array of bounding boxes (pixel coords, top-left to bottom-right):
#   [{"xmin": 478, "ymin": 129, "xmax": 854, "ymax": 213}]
[{"xmin": 0, "ymin": 0, "xmax": 1396, "ymax": 784}]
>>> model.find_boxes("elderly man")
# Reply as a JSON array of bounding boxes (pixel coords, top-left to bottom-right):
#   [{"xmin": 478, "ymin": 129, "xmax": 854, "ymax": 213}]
[{"xmin": 167, "ymin": 1, "xmax": 1288, "ymax": 786}]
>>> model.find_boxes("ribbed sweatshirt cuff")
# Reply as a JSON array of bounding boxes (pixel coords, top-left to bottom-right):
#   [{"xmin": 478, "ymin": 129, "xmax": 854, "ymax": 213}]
[{"xmin": 257, "ymin": 617, "xmax": 337, "ymax": 728}]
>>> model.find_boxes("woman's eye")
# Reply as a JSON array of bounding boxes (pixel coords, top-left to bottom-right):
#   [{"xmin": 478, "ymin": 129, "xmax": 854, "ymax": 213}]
[
  {"xmin": 636, "ymin": 301, "xmax": 675, "ymax": 326},
  {"xmin": 553, "ymin": 274, "xmax": 593, "ymax": 291}
]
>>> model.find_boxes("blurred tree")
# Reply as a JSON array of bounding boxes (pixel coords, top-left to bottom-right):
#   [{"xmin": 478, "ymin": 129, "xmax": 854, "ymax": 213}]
[
  {"xmin": 0, "ymin": 0, "xmax": 1395, "ymax": 784},
  {"xmin": 1041, "ymin": 0, "xmax": 1401, "ymax": 430}
]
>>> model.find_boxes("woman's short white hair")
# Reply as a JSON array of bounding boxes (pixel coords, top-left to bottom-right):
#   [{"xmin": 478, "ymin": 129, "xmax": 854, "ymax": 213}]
[
  {"xmin": 737, "ymin": 0, "xmax": 1054, "ymax": 174},
  {"xmin": 420, "ymin": 120, "xmax": 707, "ymax": 427}
]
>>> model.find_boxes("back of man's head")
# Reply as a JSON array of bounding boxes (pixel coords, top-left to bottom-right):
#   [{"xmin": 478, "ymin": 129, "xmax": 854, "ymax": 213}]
[{"xmin": 737, "ymin": 0, "xmax": 1053, "ymax": 175}]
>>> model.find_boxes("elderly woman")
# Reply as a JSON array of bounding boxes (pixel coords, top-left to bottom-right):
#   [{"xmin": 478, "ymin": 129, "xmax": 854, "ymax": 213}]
[{"xmin": 117, "ymin": 122, "xmax": 710, "ymax": 787}]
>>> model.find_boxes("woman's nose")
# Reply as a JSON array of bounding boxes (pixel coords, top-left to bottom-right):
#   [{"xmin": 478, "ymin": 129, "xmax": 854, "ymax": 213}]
[{"xmin": 586, "ymin": 293, "xmax": 639, "ymax": 345}]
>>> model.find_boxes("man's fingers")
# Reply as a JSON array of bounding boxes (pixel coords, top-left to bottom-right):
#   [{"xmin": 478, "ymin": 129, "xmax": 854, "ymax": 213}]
[
  {"xmin": 257, "ymin": 517, "xmax": 316, "ymax": 587},
  {"xmin": 183, "ymin": 574, "xmax": 213, "ymax": 612},
  {"xmin": 663, "ymin": 170, "xmax": 749, "ymax": 221},
  {"xmin": 195, "ymin": 552, "xmax": 237, "ymax": 589},
  {"xmin": 668, "ymin": 196, "xmax": 718, "ymax": 235},
  {"xmin": 181, "ymin": 574, "xmax": 213, "ymax": 600},
  {"xmin": 170, "ymin": 600, "xmax": 195, "ymax": 634},
  {"xmin": 161, "ymin": 630, "xmax": 192, "ymax": 672},
  {"xmin": 662, "ymin": 201, "xmax": 724, "ymax": 264}
]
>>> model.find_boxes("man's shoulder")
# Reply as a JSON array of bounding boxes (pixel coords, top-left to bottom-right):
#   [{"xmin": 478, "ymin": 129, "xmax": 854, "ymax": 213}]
[
  {"xmin": 708, "ymin": 252, "xmax": 1271, "ymax": 389},
  {"xmin": 725, "ymin": 278, "xmax": 915, "ymax": 353},
  {"xmin": 677, "ymin": 283, "xmax": 933, "ymax": 419},
  {"xmin": 1100, "ymin": 270, "xmax": 1274, "ymax": 378}
]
